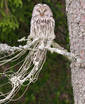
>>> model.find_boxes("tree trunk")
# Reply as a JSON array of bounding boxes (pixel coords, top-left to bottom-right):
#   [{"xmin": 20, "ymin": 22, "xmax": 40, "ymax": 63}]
[{"xmin": 66, "ymin": 0, "xmax": 85, "ymax": 104}]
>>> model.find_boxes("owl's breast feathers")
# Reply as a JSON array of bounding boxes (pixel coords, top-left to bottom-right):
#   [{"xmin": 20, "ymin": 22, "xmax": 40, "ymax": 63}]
[
  {"xmin": 31, "ymin": 16, "xmax": 55, "ymax": 25},
  {"xmin": 30, "ymin": 16, "xmax": 55, "ymax": 40}
]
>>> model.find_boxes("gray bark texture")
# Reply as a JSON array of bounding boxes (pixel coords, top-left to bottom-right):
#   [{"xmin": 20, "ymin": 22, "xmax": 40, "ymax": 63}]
[{"xmin": 66, "ymin": 0, "xmax": 85, "ymax": 104}]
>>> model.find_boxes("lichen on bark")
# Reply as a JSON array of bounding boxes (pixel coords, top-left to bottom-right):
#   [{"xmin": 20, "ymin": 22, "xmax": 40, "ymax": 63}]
[{"xmin": 66, "ymin": 0, "xmax": 85, "ymax": 104}]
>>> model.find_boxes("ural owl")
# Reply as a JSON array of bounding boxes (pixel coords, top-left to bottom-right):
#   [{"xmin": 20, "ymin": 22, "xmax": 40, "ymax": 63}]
[{"xmin": 29, "ymin": 3, "xmax": 55, "ymax": 45}]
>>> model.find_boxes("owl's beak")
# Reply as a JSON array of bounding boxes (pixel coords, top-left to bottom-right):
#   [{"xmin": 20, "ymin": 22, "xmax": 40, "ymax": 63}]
[{"xmin": 40, "ymin": 13, "xmax": 44, "ymax": 16}]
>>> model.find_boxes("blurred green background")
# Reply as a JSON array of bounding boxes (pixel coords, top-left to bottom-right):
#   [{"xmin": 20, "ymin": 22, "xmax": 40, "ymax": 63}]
[{"xmin": 0, "ymin": 0, "xmax": 74, "ymax": 104}]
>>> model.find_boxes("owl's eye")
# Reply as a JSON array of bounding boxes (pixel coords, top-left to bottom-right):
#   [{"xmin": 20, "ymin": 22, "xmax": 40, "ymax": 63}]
[
  {"xmin": 37, "ymin": 9, "xmax": 41, "ymax": 13},
  {"xmin": 43, "ymin": 9, "xmax": 47, "ymax": 13}
]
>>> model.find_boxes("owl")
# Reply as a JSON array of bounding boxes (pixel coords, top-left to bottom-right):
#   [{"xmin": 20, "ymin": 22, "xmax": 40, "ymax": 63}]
[{"xmin": 29, "ymin": 4, "xmax": 55, "ymax": 44}]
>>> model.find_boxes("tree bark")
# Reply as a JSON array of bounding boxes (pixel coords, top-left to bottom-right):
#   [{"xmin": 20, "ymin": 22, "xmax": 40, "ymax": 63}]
[{"xmin": 66, "ymin": 0, "xmax": 85, "ymax": 104}]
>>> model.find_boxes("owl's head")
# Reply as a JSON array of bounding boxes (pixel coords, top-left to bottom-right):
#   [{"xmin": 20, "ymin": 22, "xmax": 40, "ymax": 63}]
[{"xmin": 32, "ymin": 4, "xmax": 53, "ymax": 18}]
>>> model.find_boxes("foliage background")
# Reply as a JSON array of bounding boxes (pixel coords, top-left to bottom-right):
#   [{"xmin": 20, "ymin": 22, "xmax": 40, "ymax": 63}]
[{"xmin": 0, "ymin": 0, "xmax": 73, "ymax": 104}]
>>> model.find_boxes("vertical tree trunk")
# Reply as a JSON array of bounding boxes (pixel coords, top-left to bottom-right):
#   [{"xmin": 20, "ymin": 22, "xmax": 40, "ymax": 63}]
[{"xmin": 66, "ymin": 0, "xmax": 85, "ymax": 104}]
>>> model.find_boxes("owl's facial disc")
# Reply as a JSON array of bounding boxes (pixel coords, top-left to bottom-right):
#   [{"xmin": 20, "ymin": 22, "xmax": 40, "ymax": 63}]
[
  {"xmin": 37, "ymin": 8, "xmax": 47, "ymax": 17},
  {"xmin": 32, "ymin": 4, "xmax": 53, "ymax": 18}
]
